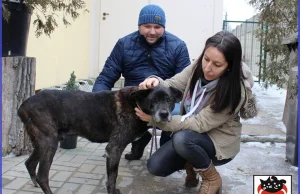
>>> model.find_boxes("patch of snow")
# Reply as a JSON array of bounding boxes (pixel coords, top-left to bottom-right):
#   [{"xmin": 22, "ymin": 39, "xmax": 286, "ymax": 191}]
[
  {"xmin": 241, "ymin": 80, "xmax": 288, "ymax": 130},
  {"xmin": 2, "ymin": 152, "xmax": 16, "ymax": 158},
  {"xmin": 276, "ymin": 121, "xmax": 287, "ymax": 133},
  {"xmin": 241, "ymin": 116, "xmax": 266, "ymax": 125},
  {"xmin": 243, "ymin": 142, "xmax": 286, "ymax": 148},
  {"xmin": 253, "ymin": 81, "xmax": 286, "ymax": 113}
]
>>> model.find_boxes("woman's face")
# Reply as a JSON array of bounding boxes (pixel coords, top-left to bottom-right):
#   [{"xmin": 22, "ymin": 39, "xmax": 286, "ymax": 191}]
[{"xmin": 202, "ymin": 46, "xmax": 229, "ymax": 81}]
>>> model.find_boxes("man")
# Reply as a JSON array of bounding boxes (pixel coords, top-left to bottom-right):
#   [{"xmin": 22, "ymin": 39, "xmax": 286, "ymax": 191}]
[{"xmin": 92, "ymin": 4, "xmax": 190, "ymax": 161}]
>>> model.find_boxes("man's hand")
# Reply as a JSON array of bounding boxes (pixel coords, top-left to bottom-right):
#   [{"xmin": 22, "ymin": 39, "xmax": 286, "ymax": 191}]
[
  {"xmin": 135, "ymin": 107, "xmax": 152, "ymax": 122},
  {"xmin": 139, "ymin": 78, "xmax": 159, "ymax": 90}
]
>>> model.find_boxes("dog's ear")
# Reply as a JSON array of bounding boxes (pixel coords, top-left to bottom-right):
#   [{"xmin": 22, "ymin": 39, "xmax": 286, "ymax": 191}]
[
  {"xmin": 130, "ymin": 89, "xmax": 152, "ymax": 102},
  {"xmin": 170, "ymin": 87, "xmax": 183, "ymax": 103}
]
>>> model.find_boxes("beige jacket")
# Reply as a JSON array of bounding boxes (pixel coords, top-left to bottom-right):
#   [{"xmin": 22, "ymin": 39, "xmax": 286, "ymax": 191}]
[{"xmin": 150, "ymin": 62, "xmax": 257, "ymax": 160}]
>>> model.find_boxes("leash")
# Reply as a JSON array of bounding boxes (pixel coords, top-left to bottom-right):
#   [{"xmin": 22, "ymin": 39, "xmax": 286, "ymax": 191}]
[
  {"xmin": 149, "ymin": 126, "xmax": 158, "ymax": 157},
  {"xmin": 135, "ymin": 103, "xmax": 158, "ymax": 157}
]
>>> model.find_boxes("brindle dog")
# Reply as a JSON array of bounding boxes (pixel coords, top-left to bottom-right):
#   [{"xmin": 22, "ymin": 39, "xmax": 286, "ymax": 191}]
[{"xmin": 17, "ymin": 85, "xmax": 182, "ymax": 194}]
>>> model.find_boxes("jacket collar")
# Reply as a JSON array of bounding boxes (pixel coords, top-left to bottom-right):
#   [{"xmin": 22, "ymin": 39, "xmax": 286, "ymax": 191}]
[{"xmin": 138, "ymin": 31, "xmax": 165, "ymax": 48}]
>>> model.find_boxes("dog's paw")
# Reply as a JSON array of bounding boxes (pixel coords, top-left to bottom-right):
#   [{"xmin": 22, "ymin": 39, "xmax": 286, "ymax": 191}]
[
  {"xmin": 108, "ymin": 188, "xmax": 122, "ymax": 194},
  {"xmin": 115, "ymin": 189, "xmax": 122, "ymax": 194},
  {"xmin": 107, "ymin": 188, "xmax": 123, "ymax": 194},
  {"xmin": 31, "ymin": 178, "xmax": 39, "ymax": 187}
]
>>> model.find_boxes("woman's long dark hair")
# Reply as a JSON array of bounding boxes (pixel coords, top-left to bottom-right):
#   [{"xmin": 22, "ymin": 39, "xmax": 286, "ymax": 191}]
[{"xmin": 190, "ymin": 31, "xmax": 244, "ymax": 114}]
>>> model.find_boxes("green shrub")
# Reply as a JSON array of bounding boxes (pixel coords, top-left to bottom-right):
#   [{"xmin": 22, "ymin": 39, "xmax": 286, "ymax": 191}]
[{"xmin": 65, "ymin": 71, "xmax": 79, "ymax": 91}]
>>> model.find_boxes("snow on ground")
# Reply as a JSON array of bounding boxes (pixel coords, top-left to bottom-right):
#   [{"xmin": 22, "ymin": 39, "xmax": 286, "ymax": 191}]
[
  {"xmin": 244, "ymin": 142, "xmax": 286, "ymax": 149},
  {"xmin": 242, "ymin": 81, "xmax": 287, "ymax": 133},
  {"xmin": 253, "ymin": 81, "xmax": 287, "ymax": 114},
  {"xmin": 2, "ymin": 152, "xmax": 16, "ymax": 158}
]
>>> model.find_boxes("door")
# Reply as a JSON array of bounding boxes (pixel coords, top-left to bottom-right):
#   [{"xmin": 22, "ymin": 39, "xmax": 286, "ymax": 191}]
[{"xmin": 98, "ymin": 0, "xmax": 148, "ymax": 74}]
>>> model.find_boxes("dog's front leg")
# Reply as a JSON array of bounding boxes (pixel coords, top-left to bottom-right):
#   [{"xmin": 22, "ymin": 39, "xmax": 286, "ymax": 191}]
[{"xmin": 105, "ymin": 142, "xmax": 126, "ymax": 194}]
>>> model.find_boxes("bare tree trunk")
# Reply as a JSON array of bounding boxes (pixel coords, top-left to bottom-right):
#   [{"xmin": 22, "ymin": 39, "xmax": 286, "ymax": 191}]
[{"xmin": 2, "ymin": 57, "xmax": 36, "ymax": 156}]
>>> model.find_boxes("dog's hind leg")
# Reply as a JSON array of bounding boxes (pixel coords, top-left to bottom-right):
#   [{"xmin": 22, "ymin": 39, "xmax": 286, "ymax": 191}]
[
  {"xmin": 36, "ymin": 136, "xmax": 59, "ymax": 194},
  {"xmin": 24, "ymin": 122, "xmax": 41, "ymax": 187},
  {"xmin": 105, "ymin": 141, "xmax": 127, "ymax": 194},
  {"xmin": 25, "ymin": 147, "xmax": 40, "ymax": 187}
]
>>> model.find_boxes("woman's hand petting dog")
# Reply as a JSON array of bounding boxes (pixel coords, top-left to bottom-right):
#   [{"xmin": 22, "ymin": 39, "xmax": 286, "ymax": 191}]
[
  {"xmin": 135, "ymin": 107, "xmax": 152, "ymax": 122},
  {"xmin": 139, "ymin": 78, "xmax": 159, "ymax": 90}
]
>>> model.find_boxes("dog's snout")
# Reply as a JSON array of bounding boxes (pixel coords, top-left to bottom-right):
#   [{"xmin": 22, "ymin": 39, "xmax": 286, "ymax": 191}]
[{"xmin": 159, "ymin": 110, "xmax": 169, "ymax": 119}]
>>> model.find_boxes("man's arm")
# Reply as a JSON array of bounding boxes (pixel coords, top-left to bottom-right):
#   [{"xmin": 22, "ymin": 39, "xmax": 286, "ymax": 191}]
[
  {"xmin": 174, "ymin": 41, "xmax": 191, "ymax": 74},
  {"xmin": 92, "ymin": 40, "xmax": 123, "ymax": 92}
]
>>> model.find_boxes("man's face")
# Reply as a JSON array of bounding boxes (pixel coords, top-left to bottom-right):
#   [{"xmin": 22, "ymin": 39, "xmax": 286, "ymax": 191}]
[{"xmin": 138, "ymin": 24, "xmax": 164, "ymax": 44}]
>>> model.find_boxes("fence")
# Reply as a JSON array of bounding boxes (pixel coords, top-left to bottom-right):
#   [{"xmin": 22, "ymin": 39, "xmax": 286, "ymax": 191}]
[{"xmin": 223, "ymin": 20, "xmax": 268, "ymax": 82}]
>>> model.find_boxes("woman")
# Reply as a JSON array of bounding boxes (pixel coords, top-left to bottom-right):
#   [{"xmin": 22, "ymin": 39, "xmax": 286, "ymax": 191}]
[{"xmin": 136, "ymin": 31, "xmax": 257, "ymax": 194}]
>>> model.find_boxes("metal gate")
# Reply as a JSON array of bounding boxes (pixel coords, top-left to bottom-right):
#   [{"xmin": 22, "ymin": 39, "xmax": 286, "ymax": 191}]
[{"xmin": 223, "ymin": 20, "xmax": 267, "ymax": 82}]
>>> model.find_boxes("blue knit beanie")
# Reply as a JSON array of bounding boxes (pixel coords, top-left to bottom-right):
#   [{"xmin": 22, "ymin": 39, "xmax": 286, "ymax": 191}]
[{"xmin": 138, "ymin": 4, "xmax": 166, "ymax": 28}]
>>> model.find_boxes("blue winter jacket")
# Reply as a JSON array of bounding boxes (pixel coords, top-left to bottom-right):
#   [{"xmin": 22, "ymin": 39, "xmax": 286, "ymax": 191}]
[{"xmin": 92, "ymin": 30, "xmax": 190, "ymax": 91}]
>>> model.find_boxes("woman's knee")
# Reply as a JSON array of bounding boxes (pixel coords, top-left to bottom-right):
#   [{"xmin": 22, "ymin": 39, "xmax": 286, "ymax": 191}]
[
  {"xmin": 172, "ymin": 130, "xmax": 191, "ymax": 154},
  {"xmin": 147, "ymin": 158, "xmax": 168, "ymax": 177}
]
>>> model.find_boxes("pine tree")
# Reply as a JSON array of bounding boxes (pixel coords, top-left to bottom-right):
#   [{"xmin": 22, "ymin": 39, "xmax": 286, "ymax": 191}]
[
  {"xmin": 65, "ymin": 71, "xmax": 79, "ymax": 91},
  {"xmin": 249, "ymin": 0, "xmax": 298, "ymax": 88}
]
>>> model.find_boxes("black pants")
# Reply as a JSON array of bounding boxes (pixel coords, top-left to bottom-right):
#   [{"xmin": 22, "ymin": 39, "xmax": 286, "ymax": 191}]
[
  {"xmin": 160, "ymin": 131, "xmax": 172, "ymax": 146},
  {"xmin": 148, "ymin": 130, "xmax": 232, "ymax": 177}
]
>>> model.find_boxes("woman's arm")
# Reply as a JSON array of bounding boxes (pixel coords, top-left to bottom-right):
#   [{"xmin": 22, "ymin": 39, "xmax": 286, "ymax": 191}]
[
  {"xmin": 150, "ymin": 105, "xmax": 232, "ymax": 133},
  {"xmin": 139, "ymin": 63, "xmax": 196, "ymax": 93}
]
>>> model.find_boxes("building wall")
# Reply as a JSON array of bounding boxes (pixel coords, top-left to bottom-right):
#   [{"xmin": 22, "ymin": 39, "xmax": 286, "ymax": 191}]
[
  {"xmin": 27, "ymin": 0, "xmax": 91, "ymax": 90},
  {"xmin": 152, "ymin": 0, "xmax": 223, "ymax": 61},
  {"xmin": 27, "ymin": 0, "xmax": 223, "ymax": 90}
]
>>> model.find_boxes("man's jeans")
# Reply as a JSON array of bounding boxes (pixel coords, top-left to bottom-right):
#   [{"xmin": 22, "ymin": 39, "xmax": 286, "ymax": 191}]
[{"xmin": 148, "ymin": 130, "xmax": 232, "ymax": 177}]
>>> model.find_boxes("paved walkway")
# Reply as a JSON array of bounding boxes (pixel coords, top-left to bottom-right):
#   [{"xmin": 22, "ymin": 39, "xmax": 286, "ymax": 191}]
[{"xmin": 2, "ymin": 128, "xmax": 298, "ymax": 194}]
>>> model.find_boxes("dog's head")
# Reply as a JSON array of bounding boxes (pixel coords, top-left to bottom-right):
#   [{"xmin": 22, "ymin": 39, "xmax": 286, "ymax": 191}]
[{"xmin": 131, "ymin": 85, "xmax": 182, "ymax": 122}]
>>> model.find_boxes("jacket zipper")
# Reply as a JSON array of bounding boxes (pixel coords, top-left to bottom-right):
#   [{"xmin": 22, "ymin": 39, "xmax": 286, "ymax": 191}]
[{"xmin": 148, "ymin": 50, "xmax": 153, "ymax": 73}]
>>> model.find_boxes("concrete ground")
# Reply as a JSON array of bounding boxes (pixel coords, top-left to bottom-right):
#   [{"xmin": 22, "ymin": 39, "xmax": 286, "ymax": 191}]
[{"xmin": 2, "ymin": 124, "xmax": 298, "ymax": 194}]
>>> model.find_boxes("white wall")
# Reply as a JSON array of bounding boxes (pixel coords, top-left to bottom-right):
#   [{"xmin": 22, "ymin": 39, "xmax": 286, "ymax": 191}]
[
  {"xmin": 27, "ymin": 1, "xmax": 91, "ymax": 90},
  {"xmin": 151, "ymin": 0, "xmax": 223, "ymax": 61}
]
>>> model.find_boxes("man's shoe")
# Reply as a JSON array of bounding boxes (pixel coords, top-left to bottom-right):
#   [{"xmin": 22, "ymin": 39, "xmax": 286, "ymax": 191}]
[{"xmin": 125, "ymin": 131, "xmax": 152, "ymax": 160}]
